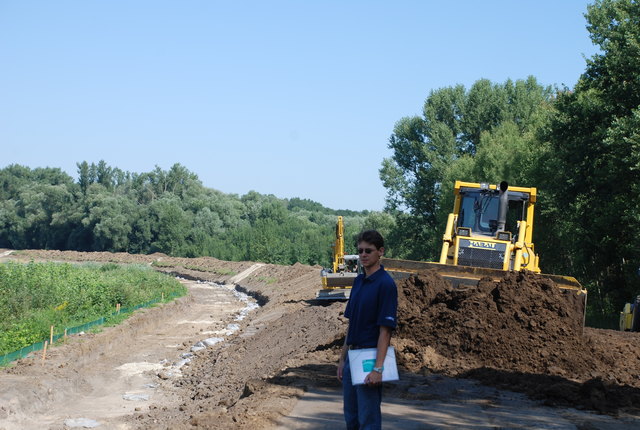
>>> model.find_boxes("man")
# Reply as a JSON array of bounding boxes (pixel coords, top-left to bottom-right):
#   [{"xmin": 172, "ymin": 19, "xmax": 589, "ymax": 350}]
[{"xmin": 337, "ymin": 230, "xmax": 398, "ymax": 430}]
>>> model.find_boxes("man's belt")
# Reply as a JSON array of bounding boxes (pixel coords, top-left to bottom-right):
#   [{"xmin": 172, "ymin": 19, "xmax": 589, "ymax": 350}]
[{"xmin": 348, "ymin": 345, "xmax": 374, "ymax": 350}]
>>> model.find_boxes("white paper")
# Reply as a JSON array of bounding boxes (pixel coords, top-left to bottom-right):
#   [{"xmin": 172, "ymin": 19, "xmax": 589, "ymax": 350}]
[{"xmin": 348, "ymin": 346, "xmax": 399, "ymax": 385}]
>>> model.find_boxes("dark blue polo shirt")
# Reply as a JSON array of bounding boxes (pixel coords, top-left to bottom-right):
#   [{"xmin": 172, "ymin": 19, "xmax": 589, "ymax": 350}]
[{"xmin": 344, "ymin": 265, "xmax": 397, "ymax": 348}]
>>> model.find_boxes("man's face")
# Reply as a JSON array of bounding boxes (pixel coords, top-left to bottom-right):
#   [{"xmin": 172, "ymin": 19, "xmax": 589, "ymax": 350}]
[{"xmin": 357, "ymin": 240, "xmax": 384, "ymax": 268}]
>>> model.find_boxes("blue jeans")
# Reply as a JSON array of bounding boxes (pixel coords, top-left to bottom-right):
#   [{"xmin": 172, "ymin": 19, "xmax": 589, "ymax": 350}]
[{"xmin": 342, "ymin": 355, "xmax": 382, "ymax": 430}]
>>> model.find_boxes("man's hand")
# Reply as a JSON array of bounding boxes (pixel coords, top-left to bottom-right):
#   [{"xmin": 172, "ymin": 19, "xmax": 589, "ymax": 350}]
[
  {"xmin": 337, "ymin": 341, "xmax": 349, "ymax": 382},
  {"xmin": 364, "ymin": 370, "xmax": 382, "ymax": 386}
]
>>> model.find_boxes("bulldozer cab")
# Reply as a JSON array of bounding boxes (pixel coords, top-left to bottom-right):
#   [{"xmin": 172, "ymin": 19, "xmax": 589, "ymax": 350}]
[
  {"xmin": 457, "ymin": 185, "xmax": 530, "ymax": 240},
  {"xmin": 342, "ymin": 254, "xmax": 359, "ymax": 273},
  {"xmin": 439, "ymin": 181, "xmax": 540, "ymax": 272}
]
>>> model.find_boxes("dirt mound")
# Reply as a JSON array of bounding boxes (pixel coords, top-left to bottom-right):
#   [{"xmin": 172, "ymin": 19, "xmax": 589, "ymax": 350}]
[
  {"xmin": 7, "ymin": 249, "xmax": 162, "ymax": 265},
  {"xmin": 396, "ymin": 270, "xmax": 585, "ymax": 374},
  {"xmin": 394, "ymin": 270, "xmax": 640, "ymax": 413},
  {"xmin": 142, "ymin": 302, "xmax": 347, "ymax": 429}
]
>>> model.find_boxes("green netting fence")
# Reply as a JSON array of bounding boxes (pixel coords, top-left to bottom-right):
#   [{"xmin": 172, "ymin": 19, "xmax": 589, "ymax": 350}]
[{"xmin": 0, "ymin": 292, "xmax": 181, "ymax": 366}]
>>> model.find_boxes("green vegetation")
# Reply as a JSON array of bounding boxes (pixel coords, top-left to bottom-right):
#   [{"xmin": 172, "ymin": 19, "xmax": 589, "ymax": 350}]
[
  {"xmin": 150, "ymin": 261, "xmax": 237, "ymax": 276},
  {"xmin": 0, "ymin": 261, "xmax": 186, "ymax": 355},
  {"xmin": 256, "ymin": 276, "xmax": 278, "ymax": 284},
  {"xmin": 381, "ymin": 0, "xmax": 640, "ymax": 322},
  {"xmin": 150, "ymin": 261, "xmax": 176, "ymax": 268},
  {"xmin": 210, "ymin": 268, "xmax": 237, "ymax": 276},
  {"xmin": 380, "ymin": 76, "xmax": 552, "ymax": 260},
  {"xmin": 181, "ymin": 265, "xmax": 237, "ymax": 276},
  {"xmin": 1, "ymin": 0, "xmax": 637, "ymax": 325},
  {"xmin": 0, "ymin": 164, "xmax": 374, "ymax": 267}
]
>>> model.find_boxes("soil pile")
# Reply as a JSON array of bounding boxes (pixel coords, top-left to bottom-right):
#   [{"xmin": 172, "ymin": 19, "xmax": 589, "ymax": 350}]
[
  {"xmin": 394, "ymin": 270, "xmax": 640, "ymax": 413},
  {"xmin": 395, "ymin": 270, "xmax": 585, "ymax": 374}
]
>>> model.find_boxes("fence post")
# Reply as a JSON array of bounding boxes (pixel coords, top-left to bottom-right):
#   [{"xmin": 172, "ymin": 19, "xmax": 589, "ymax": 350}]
[{"xmin": 41, "ymin": 341, "xmax": 48, "ymax": 365}]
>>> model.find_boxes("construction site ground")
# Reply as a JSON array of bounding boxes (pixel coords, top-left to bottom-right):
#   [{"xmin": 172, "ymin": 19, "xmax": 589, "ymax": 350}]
[{"xmin": 1, "ymin": 249, "xmax": 640, "ymax": 429}]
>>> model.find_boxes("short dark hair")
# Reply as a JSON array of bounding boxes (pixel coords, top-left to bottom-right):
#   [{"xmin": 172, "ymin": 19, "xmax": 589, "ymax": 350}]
[{"xmin": 356, "ymin": 230, "xmax": 384, "ymax": 250}]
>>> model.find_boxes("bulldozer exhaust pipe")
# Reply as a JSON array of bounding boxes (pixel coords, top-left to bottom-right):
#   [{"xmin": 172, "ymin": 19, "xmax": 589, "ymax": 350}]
[{"xmin": 497, "ymin": 181, "xmax": 509, "ymax": 232}]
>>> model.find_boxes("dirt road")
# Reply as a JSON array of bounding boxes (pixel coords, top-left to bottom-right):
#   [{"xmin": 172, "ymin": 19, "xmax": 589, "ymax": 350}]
[
  {"xmin": 0, "ymin": 275, "xmax": 252, "ymax": 429},
  {"xmin": 1, "ymin": 250, "xmax": 640, "ymax": 429},
  {"xmin": 275, "ymin": 378, "xmax": 638, "ymax": 430}
]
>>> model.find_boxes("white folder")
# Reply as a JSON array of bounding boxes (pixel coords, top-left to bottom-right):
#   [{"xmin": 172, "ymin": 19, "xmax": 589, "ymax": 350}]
[{"xmin": 348, "ymin": 346, "xmax": 399, "ymax": 385}]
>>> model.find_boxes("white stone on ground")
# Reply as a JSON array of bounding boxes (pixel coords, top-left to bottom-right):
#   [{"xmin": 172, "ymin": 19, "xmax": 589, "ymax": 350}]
[{"xmin": 63, "ymin": 417, "xmax": 101, "ymax": 428}]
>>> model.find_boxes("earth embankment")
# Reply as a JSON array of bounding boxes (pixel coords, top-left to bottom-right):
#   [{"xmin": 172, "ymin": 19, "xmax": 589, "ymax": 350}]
[
  {"xmin": 1, "ymin": 250, "xmax": 640, "ymax": 429},
  {"xmin": 394, "ymin": 270, "xmax": 640, "ymax": 414}
]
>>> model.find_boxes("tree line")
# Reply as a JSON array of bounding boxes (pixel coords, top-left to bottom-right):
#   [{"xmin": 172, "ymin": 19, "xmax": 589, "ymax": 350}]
[
  {"xmin": 380, "ymin": 0, "xmax": 640, "ymax": 323},
  {"xmin": 0, "ymin": 162, "xmax": 384, "ymax": 266}
]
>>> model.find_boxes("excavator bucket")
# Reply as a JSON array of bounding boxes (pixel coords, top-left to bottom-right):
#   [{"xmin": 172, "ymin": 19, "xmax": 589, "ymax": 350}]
[
  {"xmin": 316, "ymin": 272, "xmax": 357, "ymax": 300},
  {"xmin": 316, "ymin": 287, "xmax": 351, "ymax": 300}
]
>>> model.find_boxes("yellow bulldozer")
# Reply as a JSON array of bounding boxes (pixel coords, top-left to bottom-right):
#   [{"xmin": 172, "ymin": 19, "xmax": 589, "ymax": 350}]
[
  {"xmin": 318, "ymin": 181, "xmax": 587, "ymax": 306},
  {"xmin": 383, "ymin": 181, "xmax": 585, "ymax": 293}
]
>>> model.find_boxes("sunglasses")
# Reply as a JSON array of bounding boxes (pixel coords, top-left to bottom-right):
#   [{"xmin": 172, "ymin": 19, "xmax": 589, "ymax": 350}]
[{"xmin": 358, "ymin": 248, "xmax": 375, "ymax": 254}]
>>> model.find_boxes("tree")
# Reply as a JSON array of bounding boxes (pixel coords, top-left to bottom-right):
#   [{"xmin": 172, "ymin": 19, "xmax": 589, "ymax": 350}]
[
  {"xmin": 544, "ymin": 0, "xmax": 640, "ymax": 317},
  {"xmin": 95, "ymin": 160, "xmax": 114, "ymax": 189},
  {"xmin": 0, "ymin": 163, "xmax": 370, "ymax": 267},
  {"xmin": 165, "ymin": 163, "xmax": 201, "ymax": 197},
  {"xmin": 381, "ymin": 77, "xmax": 553, "ymax": 259},
  {"xmin": 12, "ymin": 183, "xmax": 75, "ymax": 249},
  {"xmin": 85, "ymin": 194, "xmax": 135, "ymax": 252},
  {"xmin": 361, "ymin": 212, "xmax": 396, "ymax": 256},
  {"xmin": 77, "ymin": 161, "xmax": 92, "ymax": 194},
  {"xmin": 149, "ymin": 196, "xmax": 191, "ymax": 255}
]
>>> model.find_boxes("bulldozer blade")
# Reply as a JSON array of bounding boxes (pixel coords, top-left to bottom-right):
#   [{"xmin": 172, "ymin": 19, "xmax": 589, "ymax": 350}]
[{"xmin": 381, "ymin": 257, "xmax": 586, "ymax": 294}]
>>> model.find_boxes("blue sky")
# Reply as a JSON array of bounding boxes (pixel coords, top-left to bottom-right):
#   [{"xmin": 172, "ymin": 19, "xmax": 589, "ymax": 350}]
[{"xmin": 0, "ymin": 1, "xmax": 598, "ymax": 211}]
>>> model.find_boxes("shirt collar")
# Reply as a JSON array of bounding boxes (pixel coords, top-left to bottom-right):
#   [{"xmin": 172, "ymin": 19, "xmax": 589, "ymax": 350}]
[{"xmin": 364, "ymin": 264, "xmax": 385, "ymax": 281}]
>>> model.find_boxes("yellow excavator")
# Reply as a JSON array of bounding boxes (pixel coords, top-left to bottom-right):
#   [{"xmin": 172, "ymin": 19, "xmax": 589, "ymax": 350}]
[
  {"xmin": 382, "ymin": 181, "xmax": 586, "ymax": 309},
  {"xmin": 317, "ymin": 216, "xmax": 359, "ymax": 300}
]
